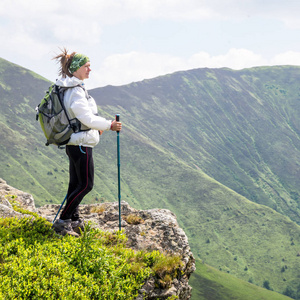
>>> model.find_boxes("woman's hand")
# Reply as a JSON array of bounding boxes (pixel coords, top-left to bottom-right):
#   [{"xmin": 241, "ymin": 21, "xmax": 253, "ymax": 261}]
[{"xmin": 110, "ymin": 121, "xmax": 122, "ymax": 131}]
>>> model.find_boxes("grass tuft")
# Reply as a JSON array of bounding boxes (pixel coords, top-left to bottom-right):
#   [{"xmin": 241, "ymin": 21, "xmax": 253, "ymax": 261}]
[{"xmin": 123, "ymin": 214, "xmax": 145, "ymax": 225}]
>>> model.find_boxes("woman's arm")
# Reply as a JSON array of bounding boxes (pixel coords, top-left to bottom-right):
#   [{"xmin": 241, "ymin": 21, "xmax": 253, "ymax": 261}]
[{"xmin": 69, "ymin": 87, "xmax": 112, "ymax": 131}]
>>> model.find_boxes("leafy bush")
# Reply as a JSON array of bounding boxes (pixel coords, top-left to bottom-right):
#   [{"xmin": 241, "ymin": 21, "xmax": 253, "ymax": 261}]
[
  {"xmin": 283, "ymin": 286, "xmax": 296, "ymax": 299},
  {"xmin": 0, "ymin": 215, "xmax": 183, "ymax": 299}
]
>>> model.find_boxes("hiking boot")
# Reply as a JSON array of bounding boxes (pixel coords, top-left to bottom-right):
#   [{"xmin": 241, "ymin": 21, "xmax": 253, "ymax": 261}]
[
  {"xmin": 71, "ymin": 218, "xmax": 85, "ymax": 235},
  {"xmin": 52, "ymin": 219, "xmax": 79, "ymax": 237}
]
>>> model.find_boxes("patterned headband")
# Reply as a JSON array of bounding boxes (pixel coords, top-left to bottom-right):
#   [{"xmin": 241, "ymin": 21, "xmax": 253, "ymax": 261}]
[{"xmin": 69, "ymin": 53, "xmax": 90, "ymax": 73}]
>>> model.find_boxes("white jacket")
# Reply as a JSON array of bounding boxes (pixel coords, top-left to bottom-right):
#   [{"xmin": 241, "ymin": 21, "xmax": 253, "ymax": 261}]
[{"xmin": 55, "ymin": 76, "xmax": 112, "ymax": 148}]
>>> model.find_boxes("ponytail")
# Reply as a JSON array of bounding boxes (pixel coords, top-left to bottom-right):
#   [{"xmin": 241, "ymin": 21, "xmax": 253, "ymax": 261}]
[{"xmin": 53, "ymin": 48, "xmax": 76, "ymax": 78}]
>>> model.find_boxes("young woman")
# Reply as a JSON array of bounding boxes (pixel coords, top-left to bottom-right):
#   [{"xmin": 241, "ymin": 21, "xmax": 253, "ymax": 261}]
[{"xmin": 52, "ymin": 49, "xmax": 122, "ymax": 236}]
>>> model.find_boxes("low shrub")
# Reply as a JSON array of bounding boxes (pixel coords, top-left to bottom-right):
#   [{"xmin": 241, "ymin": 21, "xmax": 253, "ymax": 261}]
[{"xmin": 0, "ymin": 214, "xmax": 183, "ymax": 299}]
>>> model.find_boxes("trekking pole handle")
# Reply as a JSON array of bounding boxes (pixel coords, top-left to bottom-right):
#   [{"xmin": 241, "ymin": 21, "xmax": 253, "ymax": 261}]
[{"xmin": 115, "ymin": 114, "xmax": 120, "ymax": 132}]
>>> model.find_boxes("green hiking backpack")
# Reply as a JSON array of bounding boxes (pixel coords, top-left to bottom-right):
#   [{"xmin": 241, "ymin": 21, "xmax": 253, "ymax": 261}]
[{"xmin": 36, "ymin": 84, "xmax": 88, "ymax": 147}]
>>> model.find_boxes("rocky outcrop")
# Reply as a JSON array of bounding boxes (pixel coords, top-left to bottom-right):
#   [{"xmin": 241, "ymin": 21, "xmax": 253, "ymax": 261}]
[
  {"xmin": 0, "ymin": 178, "xmax": 196, "ymax": 299},
  {"xmin": 0, "ymin": 178, "xmax": 37, "ymax": 218}
]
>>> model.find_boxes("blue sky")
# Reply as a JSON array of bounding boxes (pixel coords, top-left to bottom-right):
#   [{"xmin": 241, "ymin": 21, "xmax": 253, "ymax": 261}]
[{"xmin": 1, "ymin": 0, "xmax": 300, "ymax": 88}]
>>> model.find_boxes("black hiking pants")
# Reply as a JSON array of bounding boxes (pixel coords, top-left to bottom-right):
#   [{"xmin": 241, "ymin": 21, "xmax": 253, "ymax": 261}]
[{"xmin": 60, "ymin": 145, "xmax": 94, "ymax": 221}]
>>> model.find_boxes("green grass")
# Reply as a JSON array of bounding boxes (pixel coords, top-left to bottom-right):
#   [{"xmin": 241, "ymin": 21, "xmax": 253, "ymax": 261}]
[
  {"xmin": 190, "ymin": 260, "xmax": 293, "ymax": 300},
  {"xmin": 180, "ymin": 179, "xmax": 300, "ymax": 295}
]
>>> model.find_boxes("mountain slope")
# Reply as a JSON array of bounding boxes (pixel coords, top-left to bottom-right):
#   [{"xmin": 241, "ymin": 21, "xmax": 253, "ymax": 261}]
[
  {"xmin": 190, "ymin": 260, "xmax": 294, "ymax": 300},
  {"xmin": 0, "ymin": 58, "xmax": 56, "ymax": 203},
  {"xmin": 0, "ymin": 58, "xmax": 299, "ymax": 297},
  {"xmin": 90, "ymin": 66, "xmax": 300, "ymax": 224}
]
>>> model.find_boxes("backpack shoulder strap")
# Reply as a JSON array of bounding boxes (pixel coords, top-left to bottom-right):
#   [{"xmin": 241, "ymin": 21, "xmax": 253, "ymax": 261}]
[
  {"xmin": 55, "ymin": 85, "xmax": 72, "ymax": 124},
  {"xmin": 78, "ymin": 84, "xmax": 90, "ymax": 100},
  {"xmin": 56, "ymin": 84, "xmax": 91, "ymax": 132}
]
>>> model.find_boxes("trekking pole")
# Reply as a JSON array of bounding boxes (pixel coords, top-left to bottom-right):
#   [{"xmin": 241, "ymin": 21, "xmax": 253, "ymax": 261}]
[
  {"xmin": 116, "ymin": 114, "xmax": 121, "ymax": 231},
  {"xmin": 53, "ymin": 193, "xmax": 67, "ymax": 223}
]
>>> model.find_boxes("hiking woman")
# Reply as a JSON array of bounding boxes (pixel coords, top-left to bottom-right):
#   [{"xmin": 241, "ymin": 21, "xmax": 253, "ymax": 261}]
[{"xmin": 52, "ymin": 49, "xmax": 122, "ymax": 236}]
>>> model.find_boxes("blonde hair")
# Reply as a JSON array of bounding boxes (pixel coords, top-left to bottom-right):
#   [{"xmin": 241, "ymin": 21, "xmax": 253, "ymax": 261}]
[{"xmin": 53, "ymin": 48, "xmax": 76, "ymax": 78}]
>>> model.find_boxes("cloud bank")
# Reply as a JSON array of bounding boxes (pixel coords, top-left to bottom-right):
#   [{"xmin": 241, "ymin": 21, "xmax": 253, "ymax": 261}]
[
  {"xmin": 91, "ymin": 48, "xmax": 300, "ymax": 87},
  {"xmin": 1, "ymin": 0, "xmax": 300, "ymax": 88}
]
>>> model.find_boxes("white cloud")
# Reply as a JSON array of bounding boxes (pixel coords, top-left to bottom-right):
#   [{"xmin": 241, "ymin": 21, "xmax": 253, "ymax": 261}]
[
  {"xmin": 90, "ymin": 51, "xmax": 185, "ymax": 87},
  {"xmin": 89, "ymin": 48, "xmax": 267, "ymax": 88},
  {"xmin": 1, "ymin": 0, "xmax": 300, "ymax": 28},
  {"xmin": 271, "ymin": 51, "xmax": 300, "ymax": 65},
  {"xmin": 1, "ymin": 0, "xmax": 300, "ymax": 89},
  {"xmin": 188, "ymin": 49, "xmax": 265, "ymax": 69},
  {"xmin": 90, "ymin": 48, "xmax": 300, "ymax": 88}
]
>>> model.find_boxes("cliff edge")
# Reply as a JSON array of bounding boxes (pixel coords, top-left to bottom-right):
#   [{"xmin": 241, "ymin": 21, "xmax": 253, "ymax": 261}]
[{"xmin": 0, "ymin": 178, "xmax": 195, "ymax": 299}]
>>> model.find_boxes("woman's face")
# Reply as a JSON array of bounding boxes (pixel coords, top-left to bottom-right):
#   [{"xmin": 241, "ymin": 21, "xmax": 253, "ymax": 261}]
[{"xmin": 73, "ymin": 62, "xmax": 91, "ymax": 80}]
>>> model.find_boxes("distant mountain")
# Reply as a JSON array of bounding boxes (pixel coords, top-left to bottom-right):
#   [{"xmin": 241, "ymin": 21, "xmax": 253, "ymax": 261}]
[
  {"xmin": 90, "ymin": 66, "xmax": 300, "ymax": 225},
  {"xmin": 0, "ymin": 57, "xmax": 299, "ymax": 298}
]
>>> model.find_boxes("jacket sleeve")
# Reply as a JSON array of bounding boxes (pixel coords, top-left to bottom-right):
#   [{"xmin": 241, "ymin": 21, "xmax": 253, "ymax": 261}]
[{"xmin": 69, "ymin": 87, "xmax": 112, "ymax": 131}]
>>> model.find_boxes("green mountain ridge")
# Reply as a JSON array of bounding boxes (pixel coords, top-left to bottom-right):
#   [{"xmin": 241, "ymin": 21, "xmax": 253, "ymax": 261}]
[
  {"xmin": 90, "ymin": 66, "xmax": 300, "ymax": 224},
  {"xmin": 0, "ymin": 57, "xmax": 299, "ymax": 298}
]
